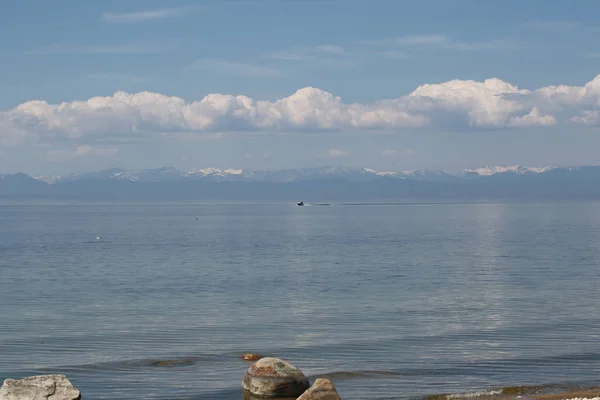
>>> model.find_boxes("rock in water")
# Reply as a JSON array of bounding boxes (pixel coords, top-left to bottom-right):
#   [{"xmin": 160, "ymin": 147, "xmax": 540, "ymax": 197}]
[
  {"xmin": 153, "ymin": 359, "xmax": 194, "ymax": 367},
  {"xmin": 242, "ymin": 353, "xmax": 264, "ymax": 361},
  {"xmin": 0, "ymin": 375, "xmax": 81, "ymax": 400},
  {"xmin": 242, "ymin": 357, "xmax": 309, "ymax": 398},
  {"xmin": 297, "ymin": 378, "xmax": 342, "ymax": 400}
]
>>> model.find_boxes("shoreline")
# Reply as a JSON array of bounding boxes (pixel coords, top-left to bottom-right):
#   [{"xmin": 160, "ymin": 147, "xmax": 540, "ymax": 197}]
[
  {"xmin": 3, "ymin": 370, "xmax": 600, "ymax": 400},
  {"xmin": 425, "ymin": 385, "xmax": 600, "ymax": 400}
]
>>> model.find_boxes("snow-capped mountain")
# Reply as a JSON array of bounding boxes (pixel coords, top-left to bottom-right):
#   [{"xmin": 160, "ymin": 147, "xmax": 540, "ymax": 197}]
[
  {"xmin": 400, "ymin": 169, "xmax": 458, "ymax": 182},
  {"xmin": 33, "ymin": 175, "xmax": 63, "ymax": 184},
  {"xmin": 183, "ymin": 168, "xmax": 244, "ymax": 179},
  {"xmin": 461, "ymin": 165, "xmax": 555, "ymax": 177},
  {"xmin": 26, "ymin": 165, "xmax": 570, "ymax": 184},
  {"xmin": 364, "ymin": 168, "xmax": 403, "ymax": 178},
  {"xmin": 0, "ymin": 172, "xmax": 48, "ymax": 193},
  {"xmin": 62, "ymin": 168, "xmax": 131, "ymax": 182},
  {"xmin": 4, "ymin": 164, "xmax": 600, "ymax": 201},
  {"xmin": 41, "ymin": 166, "xmax": 413, "ymax": 184}
]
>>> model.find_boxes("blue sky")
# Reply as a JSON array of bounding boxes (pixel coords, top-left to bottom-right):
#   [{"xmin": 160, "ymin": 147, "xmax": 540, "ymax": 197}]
[{"xmin": 1, "ymin": 0, "xmax": 600, "ymax": 175}]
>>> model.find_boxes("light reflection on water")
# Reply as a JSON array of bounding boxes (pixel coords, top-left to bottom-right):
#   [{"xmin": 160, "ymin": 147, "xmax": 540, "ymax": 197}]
[{"xmin": 1, "ymin": 202, "xmax": 600, "ymax": 399}]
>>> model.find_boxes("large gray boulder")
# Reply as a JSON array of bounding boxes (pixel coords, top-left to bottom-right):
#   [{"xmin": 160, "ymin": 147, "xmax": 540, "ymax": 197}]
[
  {"xmin": 297, "ymin": 378, "xmax": 342, "ymax": 400},
  {"xmin": 0, "ymin": 375, "xmax": 81, "ymax": 400},
  {"xmin": 242, "ymin": 357, "xmax": 309, "ymax": 398}
]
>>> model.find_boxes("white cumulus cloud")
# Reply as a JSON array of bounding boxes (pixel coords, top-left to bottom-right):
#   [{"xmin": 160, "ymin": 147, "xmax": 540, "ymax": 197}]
[
  {"xmin": 508, "ymin": 107, "xmax": 556, "ymax": 127},
  {"xmin": 2, "ymin": 74, "xmax": 600, "ymax": 146},
  {"xmin": 406, "ymin": 77, "xmax": 529, "ymax": 127},
  {"xmin": 571, "ymin": 110, "xmax": 600, "ymax": 125}
]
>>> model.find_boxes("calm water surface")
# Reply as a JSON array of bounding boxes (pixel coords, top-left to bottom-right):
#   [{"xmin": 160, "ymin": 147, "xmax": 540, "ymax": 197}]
[{"xmin": 1, "ymin": 202, "xmax": 600, "ymax": 399}]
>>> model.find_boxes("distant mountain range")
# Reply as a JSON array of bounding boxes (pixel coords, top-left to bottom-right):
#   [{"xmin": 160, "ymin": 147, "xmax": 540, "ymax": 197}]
[
  {"xmin": 2, "ymin": 165, "xmax": 600, "ymax": 201},
  {"xmin": 32, "ymin": 166, "xmax": 458, "ymax": 184},
  {"xmin": 29, "ymin": 165, "xmax": 564, "ymax": 184}
]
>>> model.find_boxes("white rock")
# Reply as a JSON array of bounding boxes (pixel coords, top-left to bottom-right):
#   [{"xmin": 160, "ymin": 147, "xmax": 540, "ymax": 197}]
[{"xmin": 0, "ymin": 375, "xmax": 81, "ymax": 400}]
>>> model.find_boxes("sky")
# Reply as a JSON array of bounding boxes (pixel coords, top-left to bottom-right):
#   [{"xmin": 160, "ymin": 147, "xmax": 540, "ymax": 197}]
[{"xmin": 1, "ymin": 0, "xmax": 600, "ymax": 176}]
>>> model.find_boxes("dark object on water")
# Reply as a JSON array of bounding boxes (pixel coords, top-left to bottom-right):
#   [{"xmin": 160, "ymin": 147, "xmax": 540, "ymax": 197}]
[
  {"xmin": 153, "ymin": 359, "xmax": 194, "ymax": 367},
  {"xmin": 297, "ymin": 201, "xmax": 304, "ymax": 206}
]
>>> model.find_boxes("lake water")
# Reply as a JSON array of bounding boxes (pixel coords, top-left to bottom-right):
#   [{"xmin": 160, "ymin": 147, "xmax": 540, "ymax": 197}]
[{"xmin": 1, "ymin": 202, "xmax": 600, "ymax": 399}]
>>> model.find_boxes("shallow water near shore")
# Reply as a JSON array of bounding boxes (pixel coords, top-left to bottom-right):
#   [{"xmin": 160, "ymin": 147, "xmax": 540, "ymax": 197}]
[{"xmin": 2, "ymin": 202, "xmax": 600, "ymax": 399}]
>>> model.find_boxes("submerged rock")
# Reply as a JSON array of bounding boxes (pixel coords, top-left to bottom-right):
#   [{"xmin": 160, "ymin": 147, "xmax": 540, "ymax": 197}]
[
  {"xmin": 297, "ymin": 378, "xmax": 342, "ymax": 400},
  {"xmin": 242, "ymin": 357, "xmax": 309, "ymax": 398},
  {"xmin": 0, "ymin": 375, "xmax": 81, "ymax": 400},
  {"xmin": 153, "ymin": 359, "xmax": 194, "ymax": 367},
  {"xmin": 242, "ymin": 353, "xmax": 264, "ymax": 361}
]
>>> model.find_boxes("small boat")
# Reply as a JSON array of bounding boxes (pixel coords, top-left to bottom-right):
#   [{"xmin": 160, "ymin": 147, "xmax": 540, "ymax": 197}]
[
  {"xmin": 297, "ymin": 201, "xmax": 304, "ymax": 206},
  {"xmin": 96, "ymin": 236, "xmax": 102, "ymax": 240}
]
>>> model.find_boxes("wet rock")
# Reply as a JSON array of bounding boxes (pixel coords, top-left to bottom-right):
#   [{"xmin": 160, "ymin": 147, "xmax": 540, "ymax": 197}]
[
  {"xmin": 241, "ymin": 391, "xmax": 297, "ymax": 400},
  {"xmin": 297, "ymin": 378, "xmax": 342, "ymax": 400},
  {"xmin": 0, "ymin": 374, "xmax": 81, "ymax": 400},
  {"xmin": 242, "ymin": 353, "xmax": 264, "ymax": 361},
  {"xmin": 242, "ymin": 357, "xmax": 309, "ymax": 398}
]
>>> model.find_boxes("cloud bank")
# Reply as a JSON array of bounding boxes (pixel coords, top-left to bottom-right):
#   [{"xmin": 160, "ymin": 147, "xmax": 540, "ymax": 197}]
[{"xmin": 2, "ymin": 74, "xmax": 600, "ymax": 145}]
